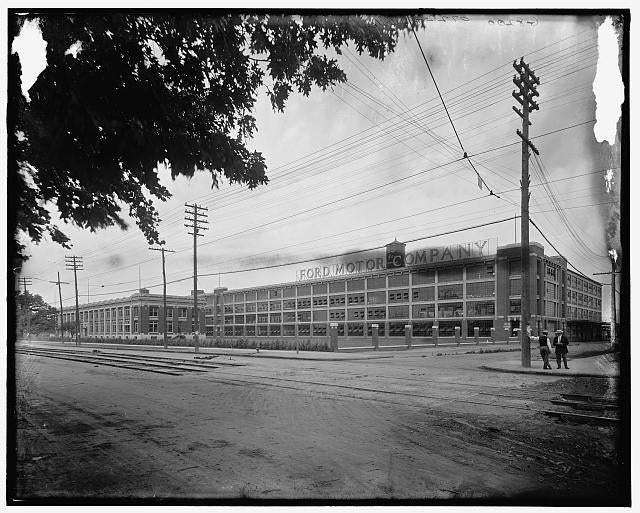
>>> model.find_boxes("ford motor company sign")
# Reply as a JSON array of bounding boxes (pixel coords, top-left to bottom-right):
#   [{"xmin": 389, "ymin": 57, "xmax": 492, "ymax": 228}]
[{"xmin": 296, "ymin": 239, "xmax": 496, "ymax": 281}]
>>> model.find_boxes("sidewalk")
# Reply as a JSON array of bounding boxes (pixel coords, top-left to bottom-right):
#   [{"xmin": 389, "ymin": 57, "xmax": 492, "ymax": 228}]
[
  {"xmin": 22, "ymin": 339, "xmax": 394, "ymax": 362},
  {"xmin": 480, "ymin": 352, "xmax": 619, "ymax": 378}
]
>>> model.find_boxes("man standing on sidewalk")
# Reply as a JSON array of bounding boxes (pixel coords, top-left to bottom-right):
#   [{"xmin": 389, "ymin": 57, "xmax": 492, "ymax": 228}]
[
  {"xmin": 553, "ymin": 330, "xmax": 569, "ymax": 369},
  {"xmin": 538, "ymin": 330, "xmax": 552, "ymax": 369}
]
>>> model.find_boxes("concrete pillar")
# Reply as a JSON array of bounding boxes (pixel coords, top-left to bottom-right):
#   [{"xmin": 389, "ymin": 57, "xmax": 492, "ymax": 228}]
[
  {"xmin": 505, "ymin": 325, "xmax": 510, "ymax": 343},
  {"xmin": 432, "ymin": 325, "xmax": 439, "ymax": 346},
  {"xmin": 490, "ymin": 327, "xmax": 496, "ymax": 343},
  {"xmin": 404, "ymin": 324, "xmax": 412, "ymax": 349},
  {"xmin": 371, "ymin": 324, "xmax": 379, "ymax": 350},
  {"xmin": 330, "ymin": 322, "xmax": 338, "ymax": 352},
  {"xmin": 474, "ymin": 326, "xmax": 480, "ymax": 345},
  {"xmin": 454, "ymin": 326, "xmax": 461, "ymax": 346}
]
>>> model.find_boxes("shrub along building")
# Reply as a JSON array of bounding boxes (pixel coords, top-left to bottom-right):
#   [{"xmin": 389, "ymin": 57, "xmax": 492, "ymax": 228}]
[
  {"xmin": 60, "ymin": 288, "xmax": 206, "ymax": 340},
  {"xmin": 203, "ymin": 239, "xmax": 603, "ymax": 348}
]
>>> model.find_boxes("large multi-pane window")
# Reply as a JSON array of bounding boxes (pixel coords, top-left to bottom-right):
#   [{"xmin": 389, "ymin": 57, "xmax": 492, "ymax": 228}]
[
  {"xmin": 467, "ymin": 319, "xmax": 493, "ymax": 337},
  {"xmin": 509, "ymin": 299, "xmax": 521, "ymax": 315},
  {"xmin": 297, "ymin": 311, "xmax": 311, "ymax": 322},
  {"xmin": 312, "ymin": 324, "xmax": 327, "ymax": 336},
  {"xmin": 367, "ymin": 307, "xmax": 385, "ymax": 319},
  {"xmin": 283, "ymin": 299, "xmax": 296, "ymax": 310},
  {"xmin": 412, "ymin": 303, "xmax": 435, "ymax": 318},
  {"xmin": 283, "ymin": 325, "xmax": 295, "ymax": 336},
  {"xmin": 246, "ymin": 291, "xmax": 257, "ymax": 301},
  {"xmin": 297, "ymin": 285, "xmax": 311, "ymax": 297},
  {"xmin": 388, "ymin": 273, "xmax": 409, "ymax": 288},
  {"xmin": 509, "ymin": 260, "xmax": 521, "ymax": 276},
  {"xmin": 413, "ymin": 322, "xmax": 433, "ymax": 337},
  {"xmin": 438, "ymin": 266, "xmax": 463, "ymax": 283},
  {"xmin": 437, "ymin": 320, "xmax": 462, "ymax": 336},
  {"xmin": 149, "ymin": 320, "xmax": 158, "ymax": 333},
  {"xmin": 347, "ymin": 293, "xmax": 365, "ymax": 305},
  {"xmin": 257, "ymin": 290, "xmax": 268, "ymax": 300},
  {"xmin": 312, "ymin": 283, "xmax": 327, "ymax": 295},
  {"xmin": 283, "ymin": 287, "xmax": 295, "ymax": 298},
  {"xmin": 246, "ymin": 302, "xmax": 256, "ymax": 313},
  {"xmin": 347, "ymin": 323, "xmax": 364, "ymax": 336},
  {"xmin": 509, "ymin": 278, "xmax": 521, "ymax": 296},
  {"xmin": 438, "ymin": 302, "xmax": 464, "ymax": 318},
  {"xmin": 329, "ymin": 281, "xmax": 345, "ymax": 294},
  {"xmin": 412, "ymin": 287, "xmax": 435, "ymax": 302},
  {"xmin": 388, "ymin": 289, "xmax": 409, "ymax": 303},
  {"xmin": 329, "ymin": 295, "xmax": 346, "ymax": 306},
  {"xmin": 412, "ymin": 269, "xmax": 435, "ymax": 285},
  {"xmin": 388, "ymin": 305, "xmax": 409, "ymax": 319},
  {"xmin": 257, "ymin": 313, "xmax": 269, "ymax": 323},
  {"xmin": 269, "ymin": 289, "xmax": 282, "ymax": 299},
  {"xmin": 545, "ymin": 282, "xmax": 556, "ymax": 300},
  {"xmin": 348, "ymin": 308, "xmax": 366, "ymax": 320},
  {"xmin": 298, "ymin": 298, "xmax": 311, "ymax": 309},
  {"xmin": 367, "ymin": 291, "xmax": 386, "ymax": 304},
  {"xmin": 269, "ymin": 300, "xmax": 282, "ymax": 311},
  {"xmin": 257, "ymin": 301, "xmax": 269, "ymax": 312},
  {"xmin": 283, "ymin": 312, "xmax": 296, "ymax": 323},
  {"xmin": 466, "ymin": 262, "xmax": 494, "ymax": 280},
  {"xmin": 347, "ymin": 279, "xmax": 365, "ymax": 292},
  {"xmin": 367, "ymin": 276, "xmax": 386, "ymax": 290},
  {"xmin": 466, "ymin": 301, "xmax": 495, "ymax": 317},
  {"xmin": 234, "ymin": 304, "xmax": 244, "ymax": 313},
  {"xmin": 234, "ymin": 292, "xmax": 245, "ymax": 302},
  {"xmin": 466, "ymin": 281, "xmax": 495, "ymax": 298},
  {"xmin": 270, "ymin": 313, "xmax": 281, "ymax": 323},
  {"xmin": 313, "ymin": 310, "xmax": 327, "ymax": 322},
  {"xmin": 313, "ymin": 297, "xmax": 328, "ymax": 307},
  {"xmin": 329, "ymin": 310, "xmax": 346, "ymax": 321},
  {"xmin": 368, "ymin": 323, "xmax": 386, "ymax": 336},
  {"xmin": 438, "ymin": 284, "xmax": 463, "ymax": 300}
]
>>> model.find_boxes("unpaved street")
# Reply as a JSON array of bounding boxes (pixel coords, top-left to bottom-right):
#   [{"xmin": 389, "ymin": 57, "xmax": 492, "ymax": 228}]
[{"xmin": 12, "ymin": 342, "xmax": 623, "ymax": 502}]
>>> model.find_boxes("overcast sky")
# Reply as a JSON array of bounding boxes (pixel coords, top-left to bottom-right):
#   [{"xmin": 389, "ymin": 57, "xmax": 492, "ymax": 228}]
[{"xmin": 11, "ymin": 12, "xmax": 623, "ymax": 320}]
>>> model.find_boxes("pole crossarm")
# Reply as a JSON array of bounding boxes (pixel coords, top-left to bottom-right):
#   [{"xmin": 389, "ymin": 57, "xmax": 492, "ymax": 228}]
[{"xmin": 516, "ymin": 129, "xmax": 540, "ymax": 155}]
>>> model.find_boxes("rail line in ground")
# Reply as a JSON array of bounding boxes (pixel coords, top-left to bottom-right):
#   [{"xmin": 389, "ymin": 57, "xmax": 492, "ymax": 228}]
[{"xmin": 15, "ymin": 348, "xmax": 219, "ymax": 376}]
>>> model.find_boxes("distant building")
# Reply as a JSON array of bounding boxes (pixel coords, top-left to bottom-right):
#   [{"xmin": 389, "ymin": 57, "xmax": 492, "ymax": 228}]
[
  {"xmin": 203, "ymin": 239, "xmax": 603, "ymax": 347},
  {"xmin": 60, "ymin": 289, "xmax": 205, "ymax": 340}
]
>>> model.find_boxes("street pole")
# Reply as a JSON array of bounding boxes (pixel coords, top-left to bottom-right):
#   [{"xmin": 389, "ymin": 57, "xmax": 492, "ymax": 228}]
[
  {"xmin": 65, "ymin": 256, "xmax": 83, "ymax": 346},
  {"xmin": 49, "ymin": 272, "xmax": 69, "ymax": 340},
  {"xmin": 150, "ymin": 245, "xmax": 175, "ymax": 349},
  {"xmin": 185, "ymin": 203, "xmax": 208, "ymax": 353},
  {"xmin": 512, "ymin": 57, "xmax": 540, "ymax": 368},
  {"xmin": 594, "ymin": 268, "xmax": 621, "ymax": 348},
  {"xmin": 20, "ymin": 277, "xmax": 32, "ymax": 339}
]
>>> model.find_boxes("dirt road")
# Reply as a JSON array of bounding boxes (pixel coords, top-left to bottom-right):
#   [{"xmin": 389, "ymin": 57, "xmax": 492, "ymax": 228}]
[{"xmin": 11, "ymin": 342, "xmax": 624, "ymax": 503}]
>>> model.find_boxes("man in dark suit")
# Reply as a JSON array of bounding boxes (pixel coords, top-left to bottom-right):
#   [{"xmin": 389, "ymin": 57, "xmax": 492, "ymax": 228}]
[
  {"xmin": 552, "ymin": 330, "xmax": 569, "ymax": 369},
  {"xmin": 538, "ymin": 330, "xmax": 552, "ymax": 369}
]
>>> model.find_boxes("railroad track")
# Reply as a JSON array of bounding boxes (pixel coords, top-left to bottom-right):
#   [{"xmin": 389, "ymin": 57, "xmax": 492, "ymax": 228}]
[{"xmin": 15, "ymin": 347, "xmax": 227, "ymax": 376}]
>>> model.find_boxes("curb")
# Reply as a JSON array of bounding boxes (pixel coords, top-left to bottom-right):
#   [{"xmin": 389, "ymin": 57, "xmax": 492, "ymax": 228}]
[{"xmin": 479, "ymin": 365, "xmax": 618, "ymax": 379}]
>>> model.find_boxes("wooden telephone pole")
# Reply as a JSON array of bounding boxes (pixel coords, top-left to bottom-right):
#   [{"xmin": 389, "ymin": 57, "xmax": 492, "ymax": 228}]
[
  {"xmin": 594, "ymin": 265, "xmax": 621, "ymax": 348},
  {"xmin": 65, "ymin": 256, "xmax": 83, "ymax": 346},
  {"xmin": 149, "ymin": 245, "xmax": 175, "ymax": 349},
  {"xmin": 512, "ymin": 57, "xmax": 540, "ymax": 368},
  {"xmin": 49, "ymin": 272, "xmax": 69, "ymax": 339},
  {"xmin": 185, "ymin": 203, "xmax": 208, "ymax": 352},
  {"xmin": 20, "ymin": 277, "xmax": 33, "ymax": 338}
]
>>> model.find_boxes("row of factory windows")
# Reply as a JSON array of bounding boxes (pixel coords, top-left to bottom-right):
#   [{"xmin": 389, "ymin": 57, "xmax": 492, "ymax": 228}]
[
  {"xmin": 84, "ymin": 320, "xmax": 195, "ymax": 334},
  {"xmin": 218, "ymin": 320, "xmax": 495, "ymax": 338},
  {"xmin": 566, "ymin": 307, "xmax": 602, "ymax": 321},
  {"xmin": 567, "ymin": 274, "xmax": 601, "ymax": 297},
  {"xmin": 63, "ymin": 305, "xmax": 194, "ymax": 323},
  {"xmin": 222, "ymin": 300, "xmax": 500, "ymax": 324},
  {"xmin": 220, "ymin": 281, "xmax": 495, "ymax": 314},
  {"xmin": 220, "ymin": 264, "xmax": 496, "ymax": 304},
  {"xmin": 567, "ymin": 291, "xmax": 602, "ymax": 309}
]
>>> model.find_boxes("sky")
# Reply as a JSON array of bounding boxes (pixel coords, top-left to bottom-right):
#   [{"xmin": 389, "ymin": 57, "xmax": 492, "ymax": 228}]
[{"xmin": 8, "ymin": 12, "xmax": 625, "ymax": 321}]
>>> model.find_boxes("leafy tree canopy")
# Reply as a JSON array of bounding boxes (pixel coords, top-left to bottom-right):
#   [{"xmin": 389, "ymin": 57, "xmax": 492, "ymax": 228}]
[
  {"xmin": 10, "ymin": 13, "xmax": 414, "ymax": 269},
  {"xmin": 15, "ymin": 290, "xmax": 58, "ymax": 333}
]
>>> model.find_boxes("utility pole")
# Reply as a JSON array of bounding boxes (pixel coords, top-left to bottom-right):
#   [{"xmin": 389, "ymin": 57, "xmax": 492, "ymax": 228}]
[
  {"xmin": 20, "ymin": 277, "xmax": 33, "ymax": 339},
  {"xmin": 512, "ymin": 57, "xmax": 540, "ymax": 368},
  {"xmin": 65, "ymin": 256, "xmax": 83, "ymax": 346},
  {"xmin": 149, "ymin": 245, "xmax": 175, "ymax": 349},
  {"xmin": 185, "ymin": 203, "xmax": 208, "ymax": 353},
  {"xmin": 49, "ymin": 272, "xmax": 69, "ymax": 340},
  {"xmin": 594, "ymin": 267, "xmax": 621, "ymax": 348}
]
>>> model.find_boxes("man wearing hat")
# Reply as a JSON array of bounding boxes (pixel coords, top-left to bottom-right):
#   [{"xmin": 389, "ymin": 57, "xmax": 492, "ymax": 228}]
[
  {"xmin": 552, "ymin": 330, "xmax": 569, "ymax": 369},
  {"xmin": 538, "ymin": 330, "xmax": 552, "ymax": 369}
]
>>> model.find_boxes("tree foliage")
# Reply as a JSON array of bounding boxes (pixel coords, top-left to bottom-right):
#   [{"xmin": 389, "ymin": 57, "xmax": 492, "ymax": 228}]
[
  {"xmin": 10, "ymin": 13, "xmax": 413, "ymax": 269},
  {"xmin": 15, "ymin": 290, "xmax": 58, "ymax": 334}
]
